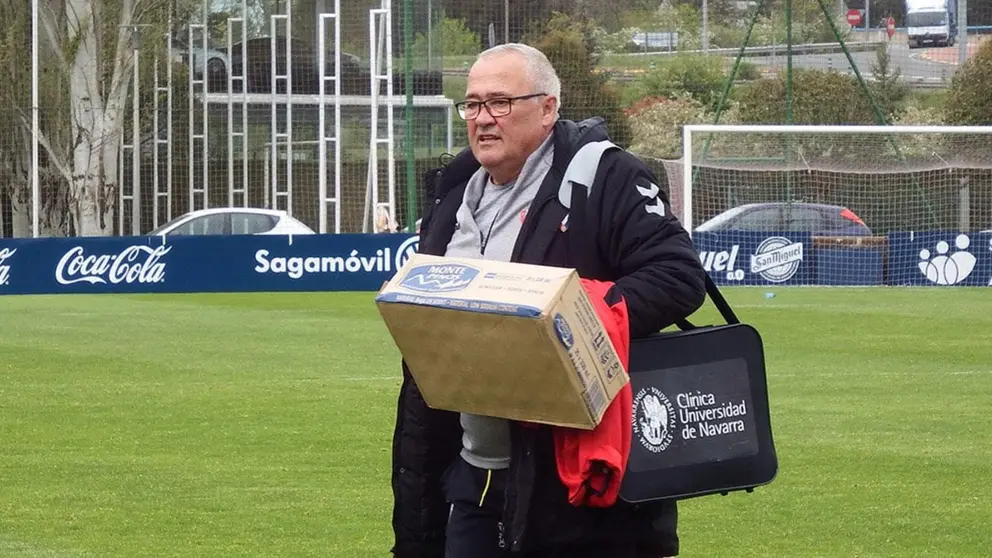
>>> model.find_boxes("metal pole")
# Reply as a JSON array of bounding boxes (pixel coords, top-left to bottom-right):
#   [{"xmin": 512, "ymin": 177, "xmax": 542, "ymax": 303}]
[
  {"xmin": 786, "ymin": 0, "xmax": 793, "ymax": 124},
  {"xmin": 958, "ymin": 177, "xmax": 970, "ymax": 232},
  {"xmin": 504, "ymin": 0, "xmax": 509, "ymax": 45},
  {"xmin": 188, "ymin": 24, "xmax": 195, "ymax": 212},
  {"xmin": 957, "ymin": 0, "xmax": 968, "ymax": 65},
  {"xmin": 682, "ymin": 125, "xmax": 693, "ymax": 236},
  {"xmin": 133, "ymin": 39, "xmax": 141, "ymax": 235},
  {"xmin": 334, "ymin": 0, "xmax": 342, "ymax": 234},
  {"xmin": 386, "ymin": 0, "xmax": 395, "ymax": 228},
  {"xmin": 702, "ymin": 0, "xmax": 709, "ymax": 52},
  {"xmin": 286, "ymin": 0, "xmax": 293, "ymax": 216},
  {"xmin": 319, "ymin": 15, "xmax": 328, "ymax": 234},
  {"xmin": 785, "ymin": 0, "xmax": 793, "ymax": 202},
  {"xmin": 153, "ymin": 54, "xmax": 160, "ymax": 229},
  {"xmin": 200, "ymin": 17, "xmax": 208, "ymax": 210},
  {"xmin": 404, "ymin": 0, "xmax": 416, "ymax": 232},
  {"xmin": 866, "ymin": 0, "xmax": 870, "ymax": 42},
  {"xmin": 31, "ymin": 0, "xmax": 39, "ymax": 238},
  {"xmin": 367, "ymin": 10, "xmax": 380, "ymax": 232},
  {"xmin": 227, "ymin": 21, "xmax": 235, "ymax": 207},
  {"xmin": 166, "ymin": 27, "xmax": 173, "ymax": 223},
  {"xmin": 241, "ymin": 0, "xmax": 247, "ymax": 209}
]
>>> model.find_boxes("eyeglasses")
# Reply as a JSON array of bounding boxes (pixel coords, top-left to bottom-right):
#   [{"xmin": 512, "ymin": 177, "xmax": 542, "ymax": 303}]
[{"xmin": 455, "ymin": 93, "xmax": 547, "ymax": 120}]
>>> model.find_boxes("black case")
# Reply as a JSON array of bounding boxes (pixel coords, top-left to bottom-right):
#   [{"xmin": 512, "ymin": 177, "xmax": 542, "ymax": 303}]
[{"xmin": 618, "ymin": 275, "xmax": 779, "ymax": 503}]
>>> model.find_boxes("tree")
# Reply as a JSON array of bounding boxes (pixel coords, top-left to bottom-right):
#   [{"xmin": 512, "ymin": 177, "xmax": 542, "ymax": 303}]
[
  {"xmin": 734, "ymin": 68, "xmax": 878, "ymax": 125},
  {"xmin": 0, "ymin": 0, "xmax": 73, "ymax": 237},
  {"xmin": 869, "ymin": 44, "xmax": 908, "ymax": 122},
  {"xmin": 525, "ymin": 12, "xmax": 633, "ymax": 147},
  {"xmin": 30, "ymin": 0, "xmax": 182, "ymax": 236},
  {"xmin": 944, "ymin": 38, "xmax": 992, "ymax": 126}
]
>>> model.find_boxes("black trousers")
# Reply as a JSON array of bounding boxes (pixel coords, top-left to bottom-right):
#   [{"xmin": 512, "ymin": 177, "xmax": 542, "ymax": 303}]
[{"xmin": 442, "ymin": 456, "xmax": 640, "ymax": 558}]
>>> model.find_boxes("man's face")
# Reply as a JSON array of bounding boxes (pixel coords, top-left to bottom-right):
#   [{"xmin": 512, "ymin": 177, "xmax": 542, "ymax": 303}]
[{"xmin": 464, "ymin": 53, "xmax": 556, "ymax": 182}]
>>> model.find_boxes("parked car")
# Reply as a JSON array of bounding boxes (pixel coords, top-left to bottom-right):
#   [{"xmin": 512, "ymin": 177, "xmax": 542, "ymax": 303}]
[
  {"xmin": 695, "ymin": 202, "xmax": 872, "ymax": 236},
  {"xmin": 147, "ymin": 208, "xmax": 315, "ymax": 237},
  {"xmin": 198, "ymin": 36, "xmax": 443, "ymax": 96}
]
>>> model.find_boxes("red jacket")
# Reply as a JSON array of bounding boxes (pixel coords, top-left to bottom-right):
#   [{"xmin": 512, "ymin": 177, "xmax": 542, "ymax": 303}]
[{"xmin": 553, "ymin": 278, "xmax": 633, "ymax": 508}]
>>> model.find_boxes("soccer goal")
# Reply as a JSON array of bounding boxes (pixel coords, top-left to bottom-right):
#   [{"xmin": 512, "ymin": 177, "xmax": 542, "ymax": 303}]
[{"xmin": 663, "ymin": 124, "xmax": 992, "ymax": 288}]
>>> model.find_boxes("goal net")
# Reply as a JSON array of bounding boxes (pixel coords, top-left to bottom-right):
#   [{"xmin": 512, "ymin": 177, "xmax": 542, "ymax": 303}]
[{"xmin": 660, "ymin": 125, "xmax": 992, "ymax": 288}]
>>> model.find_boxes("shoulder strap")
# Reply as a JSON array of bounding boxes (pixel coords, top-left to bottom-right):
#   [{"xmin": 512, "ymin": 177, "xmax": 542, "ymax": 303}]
[
  {"xmin": 559, "ymin": 140, "xmax": 620, "ymax": 277},
  {"xmin": 674, "ymin": 272, "xmax": 740, "ymax": 330},
  {"xmin": 558, "ymin": 140, "xmax": 620, "ymax": 211},
  {"xmin": 559, "ymin": 141, "xmax": 740, "ymax": 333}
]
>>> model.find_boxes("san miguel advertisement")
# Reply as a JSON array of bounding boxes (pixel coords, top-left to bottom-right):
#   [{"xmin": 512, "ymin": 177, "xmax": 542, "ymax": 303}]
[{"xmin": 692, "ymin": 232, "xmax": 812, "ymax": 286}]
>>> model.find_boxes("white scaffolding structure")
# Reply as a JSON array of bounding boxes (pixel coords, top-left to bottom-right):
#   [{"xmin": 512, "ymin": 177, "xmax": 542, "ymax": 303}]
[
  {"xmin": 366, "ymin": 0, "xmax": 396, "ymax": 233},
  {"xmin": 318, "ymin": 1, "xmax": 343, "ymax": 234},
  {"xmin": 188, "ymin": 18, "xmax": 209, "ymax": 212},
  {"xmin": 227, "ymin": 1, "xmax": 249, "ymax": 208},
  {"xmin": 152, "ymin": 26, "xmax": 174, "ymax": 231},
  {"xmin": 118, "ymin": 23, "xmax": 172, "ymax": 236},
  {"xmin": 158, "ymin": 0, "xmax": 454, "ymax": 235},
  {"xmin": 119, "ymin": 27, "xmax": 142, "ymax": 236},
  {"xmin": 269, "ymin": 9, "xmax": 293, "ymax": 215}
]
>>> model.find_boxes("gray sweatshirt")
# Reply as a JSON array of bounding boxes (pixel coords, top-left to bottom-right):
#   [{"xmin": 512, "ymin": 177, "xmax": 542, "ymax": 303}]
[{"xmin": 444, "ymin": 132, "xmax": 555, "ymax": 470}]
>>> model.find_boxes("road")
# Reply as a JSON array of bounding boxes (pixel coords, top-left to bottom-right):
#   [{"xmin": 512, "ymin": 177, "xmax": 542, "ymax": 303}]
[{"xmin": 746, "ymin": 33, "xmax": 986, "ymax": 85}]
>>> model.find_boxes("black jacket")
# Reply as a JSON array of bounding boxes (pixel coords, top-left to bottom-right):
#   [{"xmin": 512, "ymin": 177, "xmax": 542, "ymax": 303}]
[{"xmin": 390, "ymin": 117, "xmax": 707, "ymax": 556}]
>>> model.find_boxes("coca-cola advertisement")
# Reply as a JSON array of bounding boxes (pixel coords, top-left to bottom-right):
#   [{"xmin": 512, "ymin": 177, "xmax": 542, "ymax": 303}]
[
  {"xmin": 55, "ymin": 245, "xmax": 171, "ymax": 286},
  {"xmin": 0, "ymin": 234, "xmax": 420, "ymax": 295},
  {"xmin": 0, "ymin": 247, "xmax": 16, "ymax": 287}
]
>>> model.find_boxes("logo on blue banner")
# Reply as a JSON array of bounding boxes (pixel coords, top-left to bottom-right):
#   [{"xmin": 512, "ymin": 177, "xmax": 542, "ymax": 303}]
[
  {"xmin": 917, "ymin": 233, "xmax": 978, "ymax": 285},
  {"xmin": 698, "ymin": 244, "xmax": 745, "ymax": 281},
  {"xmin": 251, "ymin": 235, "xmax": 420, "ymax": 280},
  {"xmin": 693, "ymin": 232, "xmax": 812, "ymax": 286},
  {"xmin": 55, "ymin": 245, "xmax": 170, "ymax": 285},
  {"xmin": 0, "ymin": 247, "xmax": 15, "ymax": 286},
  {"xmin": 888, "ymin": 231, "xmax": 992, "ymax": 287},
  {"xmin": 751, "ymin": 236, "xmax": 804, "ymax": 283},
  {"xmin": 396, "ymin": 235, "xmax": 420, "ymax": 269},
  {"xmin": 400, "ymin": 263, "xmax": 480, "ymax": 293},
  {"xmin": 0, "ymin": 233, "xmax": 422, "ymax": 295},
  {"xmin": 254, "ymin": 247, "xmax": 393, "ymax": 279}
]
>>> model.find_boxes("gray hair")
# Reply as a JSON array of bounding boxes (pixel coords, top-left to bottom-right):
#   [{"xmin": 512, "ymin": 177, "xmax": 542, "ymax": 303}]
[{"xmin": 477, "ymin": 43, "xmax": 562, "ymax": 113}]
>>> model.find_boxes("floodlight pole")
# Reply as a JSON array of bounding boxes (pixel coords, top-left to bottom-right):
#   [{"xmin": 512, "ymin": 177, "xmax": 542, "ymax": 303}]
[{"xmin": 31, "ymin": 0, "xmax": 39, "ymax": 238}]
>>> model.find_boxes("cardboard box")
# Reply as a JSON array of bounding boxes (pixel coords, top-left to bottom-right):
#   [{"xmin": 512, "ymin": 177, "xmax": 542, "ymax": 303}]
[{"xmin": 375, "ymin": 253, "xmax": 628, "ymax": 430}]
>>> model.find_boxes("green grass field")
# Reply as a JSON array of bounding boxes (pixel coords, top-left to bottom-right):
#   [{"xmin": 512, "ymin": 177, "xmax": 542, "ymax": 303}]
[{"xmin": 2, "ymin": 288, "xmax": 990, "ymax": 557}]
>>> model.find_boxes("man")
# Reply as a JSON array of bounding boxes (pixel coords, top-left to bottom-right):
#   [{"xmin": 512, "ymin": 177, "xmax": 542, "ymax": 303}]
[{"xmin": 390, "ymin": 43, "xmax": 707, "ymax": 558}]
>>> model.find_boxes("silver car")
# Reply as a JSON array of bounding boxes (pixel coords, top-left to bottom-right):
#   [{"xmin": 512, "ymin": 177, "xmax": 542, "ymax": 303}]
[{"xmin": 147, "ymin": 208, "xmax": 316, "ymax": 237}]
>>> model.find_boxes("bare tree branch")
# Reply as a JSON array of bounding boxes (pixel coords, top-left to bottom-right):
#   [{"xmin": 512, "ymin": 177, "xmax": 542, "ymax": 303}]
[
  {"xmin": 16, "ymin": 110, "xmax": 73, "ymax": 184},
  {"xmin": 107, "ymin": 0, "xmax": 136, "ymax": 112},
  {"xmin": 39, "ymin": 1, "xmax": 70, "ymax": 75}
]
